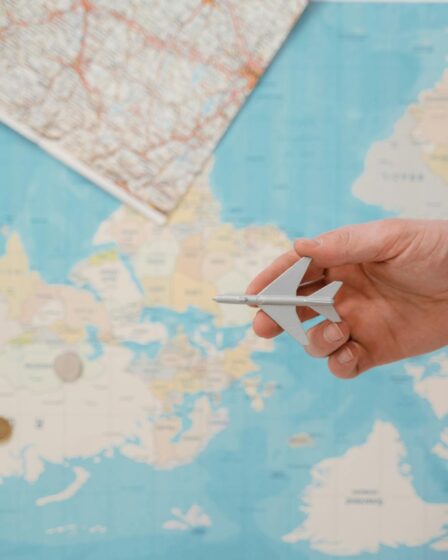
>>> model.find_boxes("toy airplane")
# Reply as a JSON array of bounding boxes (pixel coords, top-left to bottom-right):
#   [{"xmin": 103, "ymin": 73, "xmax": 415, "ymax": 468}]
[{"xmin": 213, "ymin": 257, "xmax": 342, "ymax": 345}]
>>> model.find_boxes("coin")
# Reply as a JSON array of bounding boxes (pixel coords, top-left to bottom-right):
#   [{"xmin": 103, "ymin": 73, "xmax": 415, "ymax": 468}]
[
  {"xmin": 53, "ymin": 351, "xmax": 83, "ymax": 382},
  {"xmin": 0, "ymin": 417, "xmax": 13, "ymax": 443}
]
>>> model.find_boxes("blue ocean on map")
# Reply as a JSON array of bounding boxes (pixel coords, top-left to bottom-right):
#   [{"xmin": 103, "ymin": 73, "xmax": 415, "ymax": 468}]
[{"xmin": 0, "ymin": 4, "xmax": 447, "ymax": 559}]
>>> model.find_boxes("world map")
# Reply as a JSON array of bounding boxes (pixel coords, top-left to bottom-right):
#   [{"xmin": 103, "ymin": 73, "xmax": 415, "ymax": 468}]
[{"xmin": 0, "ymin": 2, "xmax": 448, "ymax": 559}]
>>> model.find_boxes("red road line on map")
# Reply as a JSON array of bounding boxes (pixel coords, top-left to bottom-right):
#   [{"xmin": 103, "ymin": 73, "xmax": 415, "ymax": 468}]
[
  {"xmin": 104, "ymin": 7, "xmax": 240, "ymax": 80},
  {"xmin": 0, "ymin": 0, "xmax": 265, "ymax": 212},
  {"xmin": 2, "ymin": 2, "xmax": 259, "ymax": 89}
]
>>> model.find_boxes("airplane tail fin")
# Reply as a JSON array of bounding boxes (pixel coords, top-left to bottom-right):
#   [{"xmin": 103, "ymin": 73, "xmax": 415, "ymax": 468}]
[{"xmin": 308, "ymin": 281, "xmax": 342, "ymax": 322}]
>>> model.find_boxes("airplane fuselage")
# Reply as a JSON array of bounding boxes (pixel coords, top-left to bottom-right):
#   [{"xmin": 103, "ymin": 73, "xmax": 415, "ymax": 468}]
[{"xmin": 214, "ymin": 295, "xmax": 334, "ymax": 306}]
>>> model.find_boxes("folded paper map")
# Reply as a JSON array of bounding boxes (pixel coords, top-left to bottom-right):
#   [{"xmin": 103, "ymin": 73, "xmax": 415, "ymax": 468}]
[{"xmin": 0, "ymin": 0, "xmax": 307, "ymax": 223}]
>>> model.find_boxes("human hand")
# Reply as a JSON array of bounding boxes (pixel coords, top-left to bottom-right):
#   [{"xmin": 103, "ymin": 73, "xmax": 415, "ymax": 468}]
[{"xmin": 246, "ymin": 219, "xmax": 448, "ymax": 378}]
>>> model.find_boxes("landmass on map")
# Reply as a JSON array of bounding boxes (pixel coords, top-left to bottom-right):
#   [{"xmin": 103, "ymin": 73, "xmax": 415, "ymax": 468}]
[
  {"xmin": 283, "ymin": 421, "xmax": 448, "ymax": 555},
  {"xmin": 0, "ymin": 159, "xmax": 289, "ymax": 490},
  {"xmin": 353, "ymin": 69, "xmax": 448, "ymax": 218}
]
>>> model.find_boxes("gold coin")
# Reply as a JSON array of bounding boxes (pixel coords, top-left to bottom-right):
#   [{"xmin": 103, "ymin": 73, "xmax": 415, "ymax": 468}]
[{"xmin": 0, "ymin": 417, "xmax": 13, "ymax": 443}]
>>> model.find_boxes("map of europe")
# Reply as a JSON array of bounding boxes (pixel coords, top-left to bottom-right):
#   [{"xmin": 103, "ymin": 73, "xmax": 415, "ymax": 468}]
[{"xmin": 0, "ymin": 2, "xmax": 447, "ymax": 559}]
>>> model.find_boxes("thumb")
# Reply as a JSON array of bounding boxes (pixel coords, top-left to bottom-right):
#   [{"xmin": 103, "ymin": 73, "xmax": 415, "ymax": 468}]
[{"xmin": 294, "ymin": 219, "xmax": 410, "ymax": 268}]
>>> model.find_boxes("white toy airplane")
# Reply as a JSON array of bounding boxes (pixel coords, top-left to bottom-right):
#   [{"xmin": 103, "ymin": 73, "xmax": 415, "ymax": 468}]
[{"xmin": 213, "ymin": 257, "xmax": 342, "ymax": 345}]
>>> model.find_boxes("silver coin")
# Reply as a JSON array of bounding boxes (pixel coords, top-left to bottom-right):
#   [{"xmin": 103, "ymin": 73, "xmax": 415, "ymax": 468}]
[{"xmin": 53, "ymin": 351, "xmax": 83, "ymax": 382}]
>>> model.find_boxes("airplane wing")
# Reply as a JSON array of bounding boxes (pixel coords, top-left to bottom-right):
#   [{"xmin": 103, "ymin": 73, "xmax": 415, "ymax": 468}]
[
  {"xmin": 260, "ymin": 257, "xmax": 311, "ymax": 298},
  {"xmin": 260, "ymin": 304, "xmax": 308, "ymax": 346}
]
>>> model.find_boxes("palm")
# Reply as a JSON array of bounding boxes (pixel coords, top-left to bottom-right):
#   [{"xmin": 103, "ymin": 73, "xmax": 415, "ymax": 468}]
[{"xmin": 325, "ymin": 260, "xmax": 447, "ymax": 373}]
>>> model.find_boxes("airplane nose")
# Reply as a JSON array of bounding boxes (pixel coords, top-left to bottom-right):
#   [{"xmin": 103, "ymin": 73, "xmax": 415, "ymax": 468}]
[{"xmin": 213, "ymin": 295, "xmax": 248, "ymax": 304}]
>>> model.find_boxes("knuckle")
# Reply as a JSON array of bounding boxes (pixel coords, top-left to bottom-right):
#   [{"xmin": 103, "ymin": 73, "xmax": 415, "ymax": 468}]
[
  {"xmin": 337, "ymin": 229, "xmax": 352, "ymax": 246},
  {"xmin": 324, "ymin": 228, "xmax": 352, "ymax": 250},
  {"xmin": 336, "ymin": 229, "xmax": 353, "ymax": 259},
  {"xmin": 319, "ymin": 228, "xmax": 353, "ymax": 259}
]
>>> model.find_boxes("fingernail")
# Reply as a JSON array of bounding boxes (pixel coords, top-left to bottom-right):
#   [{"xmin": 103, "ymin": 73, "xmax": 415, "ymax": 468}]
[
  {"xmin": 324, "ymin": 323, "xmax": 344, "ymax": 343},
  {"xmin": 296, "ymin": 238, "xmax": 321, "ymax": 247},
  {"xmin": 337, "ymin": 347, "xmax": 354, "ymax": 364}
]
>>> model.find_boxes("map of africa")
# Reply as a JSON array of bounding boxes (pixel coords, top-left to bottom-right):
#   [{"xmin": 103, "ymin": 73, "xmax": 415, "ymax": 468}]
[{"xmin": 0, "ymin": 2, "xmax": 447, "ymax": 559}]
